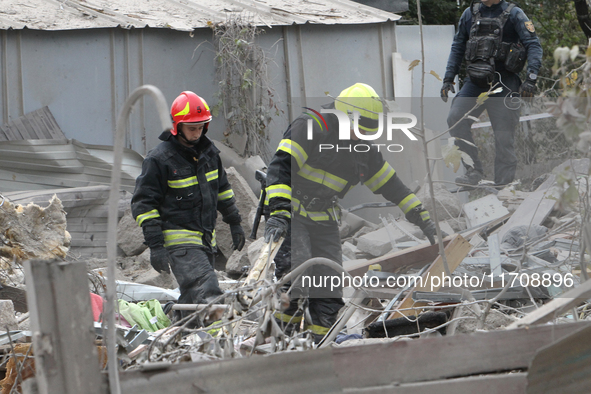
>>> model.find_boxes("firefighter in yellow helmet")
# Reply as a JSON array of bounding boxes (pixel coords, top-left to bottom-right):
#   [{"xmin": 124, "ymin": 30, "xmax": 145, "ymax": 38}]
[
  {"xmin": 264, "ymin": 83, "xmax": 436, "ymax": 342},
  {"xmin": 131, "ymin": 91, "xmax": 245, "ymax": 324}
]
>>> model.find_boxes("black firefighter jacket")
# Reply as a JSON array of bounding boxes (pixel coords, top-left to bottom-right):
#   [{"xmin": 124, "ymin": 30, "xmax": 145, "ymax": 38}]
[
  {"xmin": 265, "ymin": 102, "xmax": 427, "ymax": 225},
  {"xmin": 131, "ymin": 131, "xmax": 238, "ymax": 251}
]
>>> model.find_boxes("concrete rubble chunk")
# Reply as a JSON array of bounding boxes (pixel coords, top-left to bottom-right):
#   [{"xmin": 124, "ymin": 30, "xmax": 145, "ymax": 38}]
[
  {"xmin": 134, "ymin": 270, "xmax": 179, "ymax": 290},
  {"xmin": 215, "ymin": 141, "xmax": 267, "ymax": 195},
  {"xmin": 135, "ymin": 248, "xmax": 151, "ymax": 270},
  {"xmin": 350, "ymin": 226, "xmax": 376, "ymax": 246},
  {"xmin": 117, "ymin": 209, "xmax": 147, "ymax": 257},
  {"xmin": 454, "ymin": 308, "xmax": 515, "ymax": 334},
  {"xmin": 247, "ymin": 237, "xmax": 267, "ymax": 265},
  {"xmin": 342, "ymin": 241, "xmax": 359, "ymax": 260},
  {"xmin": 226, "ymin": 245, "xmax": 251, "ymax": 276},
  {"xmin": 356, "ymin": 225, "xmax": 405, "ymax": 257},
  {"xmin": 340, "ymin": 211, "xmax": 378, "ymax": 239},
  {"xmin": 0, "ymin": 300, "xmax": 18, "ymax": 331},
  {"xmin": 417, "ymin": 182, "xmax": 462, "ymax": 221},
  {"xmin": 0, "ymin": 195, "xmax": 70, "ymax": 261},
  {"xmin": 462, "ymin": 194, "xmax": 510, "ymax": 228}
]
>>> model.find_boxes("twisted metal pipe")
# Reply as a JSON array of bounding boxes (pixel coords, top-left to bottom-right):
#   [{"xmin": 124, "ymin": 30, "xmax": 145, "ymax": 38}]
[{"xmin": 105, "ymin": 85, "xmax": 170, "ymax": 394}]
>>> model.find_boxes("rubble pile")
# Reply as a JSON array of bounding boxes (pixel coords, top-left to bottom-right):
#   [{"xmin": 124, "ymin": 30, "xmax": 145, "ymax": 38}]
[
  {"xmin": 2, "ymin": 160, "xmax": 591, "ymax": 392},
  {"xmin": 0, "ymin": 195, "xmax": 70, "ymax": 262}
]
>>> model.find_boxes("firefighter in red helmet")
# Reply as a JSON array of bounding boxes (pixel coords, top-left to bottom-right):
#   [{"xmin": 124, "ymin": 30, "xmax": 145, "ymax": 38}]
[{"xmin": 132, "ymin": 91, "xmax": 245, "ymax": 321}]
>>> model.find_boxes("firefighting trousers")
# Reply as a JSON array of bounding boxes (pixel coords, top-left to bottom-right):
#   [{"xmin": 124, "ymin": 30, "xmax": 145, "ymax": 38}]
[
  {"xmin": 274, "ymin": 215, "xmax": 345, "ymax": 340},
  {"xmin": 167, "ymin": 246, "xmax": 223, "ymax": 305}
]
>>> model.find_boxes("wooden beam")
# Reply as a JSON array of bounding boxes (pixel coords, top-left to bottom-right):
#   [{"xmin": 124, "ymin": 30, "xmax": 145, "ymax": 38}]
[
  {"xmin": 115, "ymin": 322, "xmax": 590, "ymax": 393},
  {"xmin": 345, "ymin": 238, "xmax": 450, "ymax": 278},
  {"xmin": 527, "ymin": 324, "xmax": 591, "ymax": 393},
  {"xmin": 507, "ymin": 278, "xmax": 591, "ymax": 329},
  {"xmin": 24, "ymin": 259, "xmax": 106, "ymax": 394},
  {"xmin": 342, "ymin": 373, "xmax": 527, "ymax": 394},
  {"xmin": 388, "ymin": 234, "xmax": 472, "ymax": 319}
]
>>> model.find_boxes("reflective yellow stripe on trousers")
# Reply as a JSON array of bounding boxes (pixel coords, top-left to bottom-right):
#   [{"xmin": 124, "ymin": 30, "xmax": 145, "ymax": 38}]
[
  {"xmin": 163, "ymin": 229, "xmax": 203, "ymax": 247},
  {"xmin": 398, "ymin": 193, "xmax": 421, "ymax": 214}
]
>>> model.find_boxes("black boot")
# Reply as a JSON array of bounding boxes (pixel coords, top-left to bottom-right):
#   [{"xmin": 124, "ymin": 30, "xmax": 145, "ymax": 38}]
[{"xmin": 455, "ymin": 168, "xmax": 483, "ymax": 186}]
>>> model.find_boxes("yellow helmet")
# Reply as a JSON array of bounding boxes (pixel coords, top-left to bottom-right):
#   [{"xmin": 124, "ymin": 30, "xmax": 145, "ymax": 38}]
[{"xmin": 335, "ymin": 83, "xmax": 383, "ymax": 132}]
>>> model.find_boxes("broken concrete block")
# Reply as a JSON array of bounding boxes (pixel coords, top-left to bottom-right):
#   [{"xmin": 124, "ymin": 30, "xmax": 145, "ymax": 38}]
[
  {"xmin": 339, "ymin": 221, "xmax": 352, "ymax": 239},
  {"xmin": 117, "ymin": 209, "xmax": 147, "ymax": 257},
  {"xmin": 463, "ymin": 194, "xmax": 510, "ymax": 227},
  {"xmin": 341, "ymin": 211, "xmax": 378, "ymax": 236},
  {"xmin": 417, "ymin": 183, "xmax": 462, "ymax": 221},
  {"xmin": 0, "ymin": 300, "xmax": 18, "ymax": 331},
  {"xmin": 134, "ymin": 270, "xmax": 179, "ymax": 290},
  {"xmin": 247, "ymin": 237, "xmax": 267, "ymax": 265},
  {"xmin": 454, "ymin": 308, "xmax": 514, "ymax": 334},
  {"xmin": 390, "ymin": 220, "xmax": 422, "ymax": 241},
  {"xmin": 439, "ymin": 221, "xmax": 455, "ymax": 237},
  {"xmin": 215, "ymin": 167, "xmax": 260, "ymax": 259},
  {"xmin": 0, "ymin": 195, "xmax": 70, "ymax": 261},
  {"xmin": 356, "ymin": 225, "xmax": 405, "ymax": 257},
  {"xmin": 350, "ymin": 226, "xmax": 377, "ymax": 246},
  {"xmin": 214, "ymin": 140, "xmax": 267, "ymax": 195},
  {"xmin": 136, "ymin": 248, "xmax": 151, "ymax": 270},
  {"xmin": 445, "ymin": 217, "xmax": 466, "ymax": 233},
  {"xmin": 342, "ymin": 242, "xmax": 359, "ymax": 260},
  {"xmin": 226, "ymin": 247, "xmax": 251, "ymax": 276}
]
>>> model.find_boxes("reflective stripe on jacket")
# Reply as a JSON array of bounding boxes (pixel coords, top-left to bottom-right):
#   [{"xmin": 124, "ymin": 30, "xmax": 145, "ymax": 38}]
[
  {"xmin": 265, "ymin": 102, "xmax": 420, "ymax": 222},
  {"xmin": 131, "ymin": 133, "xmax": 236, "ymax": 250}
]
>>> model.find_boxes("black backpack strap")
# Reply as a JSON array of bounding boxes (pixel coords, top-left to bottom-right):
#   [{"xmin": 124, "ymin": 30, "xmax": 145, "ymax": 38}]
[{"xmin": 498, "ymin": 3, "xmax": 516, "ymax": 27}]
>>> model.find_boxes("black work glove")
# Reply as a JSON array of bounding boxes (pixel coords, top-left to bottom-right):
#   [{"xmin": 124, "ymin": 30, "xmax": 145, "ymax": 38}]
[
  {"xmin": 440, "ymin": 78, "xmax": 456, "ymax": 103},
  {"xmin": 420, "ymin": 220, "xmax": 437, "ymax": 245},
  {"xmin": 264, "ymin": 215, "xmax": 289, "ymax": 243},
  {"xmin": 519, "ymin": 79, "xmax": 536, "ymax": 98},
  {"xmin": 150, "ymin": 246, "xmax": 172, "ymax": 274},
  {"xmin": 405, "ymin": 205, "xmax": 436, "ymax": 245},
  {"xmin": 230, "ymin": 224, "xmax": 246, "ymax": 251}
]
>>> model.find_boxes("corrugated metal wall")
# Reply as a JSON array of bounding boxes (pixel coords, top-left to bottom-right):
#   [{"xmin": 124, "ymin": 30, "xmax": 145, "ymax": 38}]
[
  {"xmin": 0, "ymin": 23, "xmax": 400, "ymax": 155},
  {"xmin": 0, "ymin": 23, "xmax": 455, "ymax": 218}
]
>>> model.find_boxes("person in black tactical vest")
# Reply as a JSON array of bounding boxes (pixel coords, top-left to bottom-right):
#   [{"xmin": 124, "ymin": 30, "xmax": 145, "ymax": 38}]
[{"xmin": 441, "ymin": 0, "xmax": 542, "ymax": 187}]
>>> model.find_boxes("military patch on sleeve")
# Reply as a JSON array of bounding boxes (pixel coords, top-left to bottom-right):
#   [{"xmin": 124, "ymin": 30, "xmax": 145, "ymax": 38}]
[{"xmin": 525, "ymin": 21, "xmax": 535, "ymax": 33}]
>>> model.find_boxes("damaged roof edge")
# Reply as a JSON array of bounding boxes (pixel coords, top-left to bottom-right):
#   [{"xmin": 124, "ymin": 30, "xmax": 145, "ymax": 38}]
[{"xmin": 0, "ymin": 0, "xmax": 402, "ymax": 32}]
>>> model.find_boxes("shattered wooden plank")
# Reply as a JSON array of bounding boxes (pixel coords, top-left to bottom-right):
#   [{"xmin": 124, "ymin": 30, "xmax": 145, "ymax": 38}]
[
  {"xmin": 24, "ymin": 259, "xmax": 105, "ymax": 394},
  {"xmin": 116, "ymin": 322, "xmax": 590, "ymax": 393},
  {"xmin": 507, "ymin": 278, "xmax": 591, "ymax": 329},
  {"xmin": 527, "ymin": 324, "xmax": 591, "ymax": 394},
  {"xmin": 388, "ymin": 234, "xmax": 471, "ymax": 319},
  {"xmin": 345, "ymin": 373, "xmax": 527, "ymax": 394},
  {"xmin": 345, "ymin": 238, "xmax": 450, "ymax": 277}
]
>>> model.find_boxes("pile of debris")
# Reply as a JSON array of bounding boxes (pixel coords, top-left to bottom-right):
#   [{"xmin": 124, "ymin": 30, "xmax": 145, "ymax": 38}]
[{"xmin": 1, "ymin": 158, "xmax": 591, "ymax": 392}]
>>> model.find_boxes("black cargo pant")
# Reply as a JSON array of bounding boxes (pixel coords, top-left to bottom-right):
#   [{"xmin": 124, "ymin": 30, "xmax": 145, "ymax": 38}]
[
  {"xmin": 274, "ymin": 214, "xmax": 345, "ymax": 341},
  {"xmin": 447, "ymin": 71, "xmax": 521, "ymax": 186},
  {"xmin": 167, "ymin": 245, "xmax": 223, "ymax": 305}
]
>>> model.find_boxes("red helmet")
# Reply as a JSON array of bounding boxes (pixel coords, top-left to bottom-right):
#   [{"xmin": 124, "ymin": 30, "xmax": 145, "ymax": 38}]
[{"xmin": 170, "ymin": 91, "xmax": 212, "ymax": 135}]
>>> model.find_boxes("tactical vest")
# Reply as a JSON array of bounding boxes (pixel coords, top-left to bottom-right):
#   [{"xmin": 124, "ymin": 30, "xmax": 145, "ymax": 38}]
[{"xmin": 465, "ymin": 2, "xmax": 526, "ymax": 87}]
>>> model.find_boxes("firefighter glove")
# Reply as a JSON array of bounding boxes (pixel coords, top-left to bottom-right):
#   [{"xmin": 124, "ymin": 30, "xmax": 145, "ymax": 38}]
[
  {"xmin": 440, "ymin": 79, "xmax": 456, "ymax": 103},
  {"xmin": 264, "ymin": 215, "xmax": 289, "ymax": 243},
  {"xmin": 230, "ymin": 224, "xmax": 246, "ymax": 251},
  {"xmin": 150, "ymin": 246, "xmax": 172, "ymax": 274},
  {"xmin": 420, "ymin": 220, "xmax": 437, "ymax": 245},
  {"xmin": 519, "ymin": 79, "xmax": 536, "ymax": 99}
]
